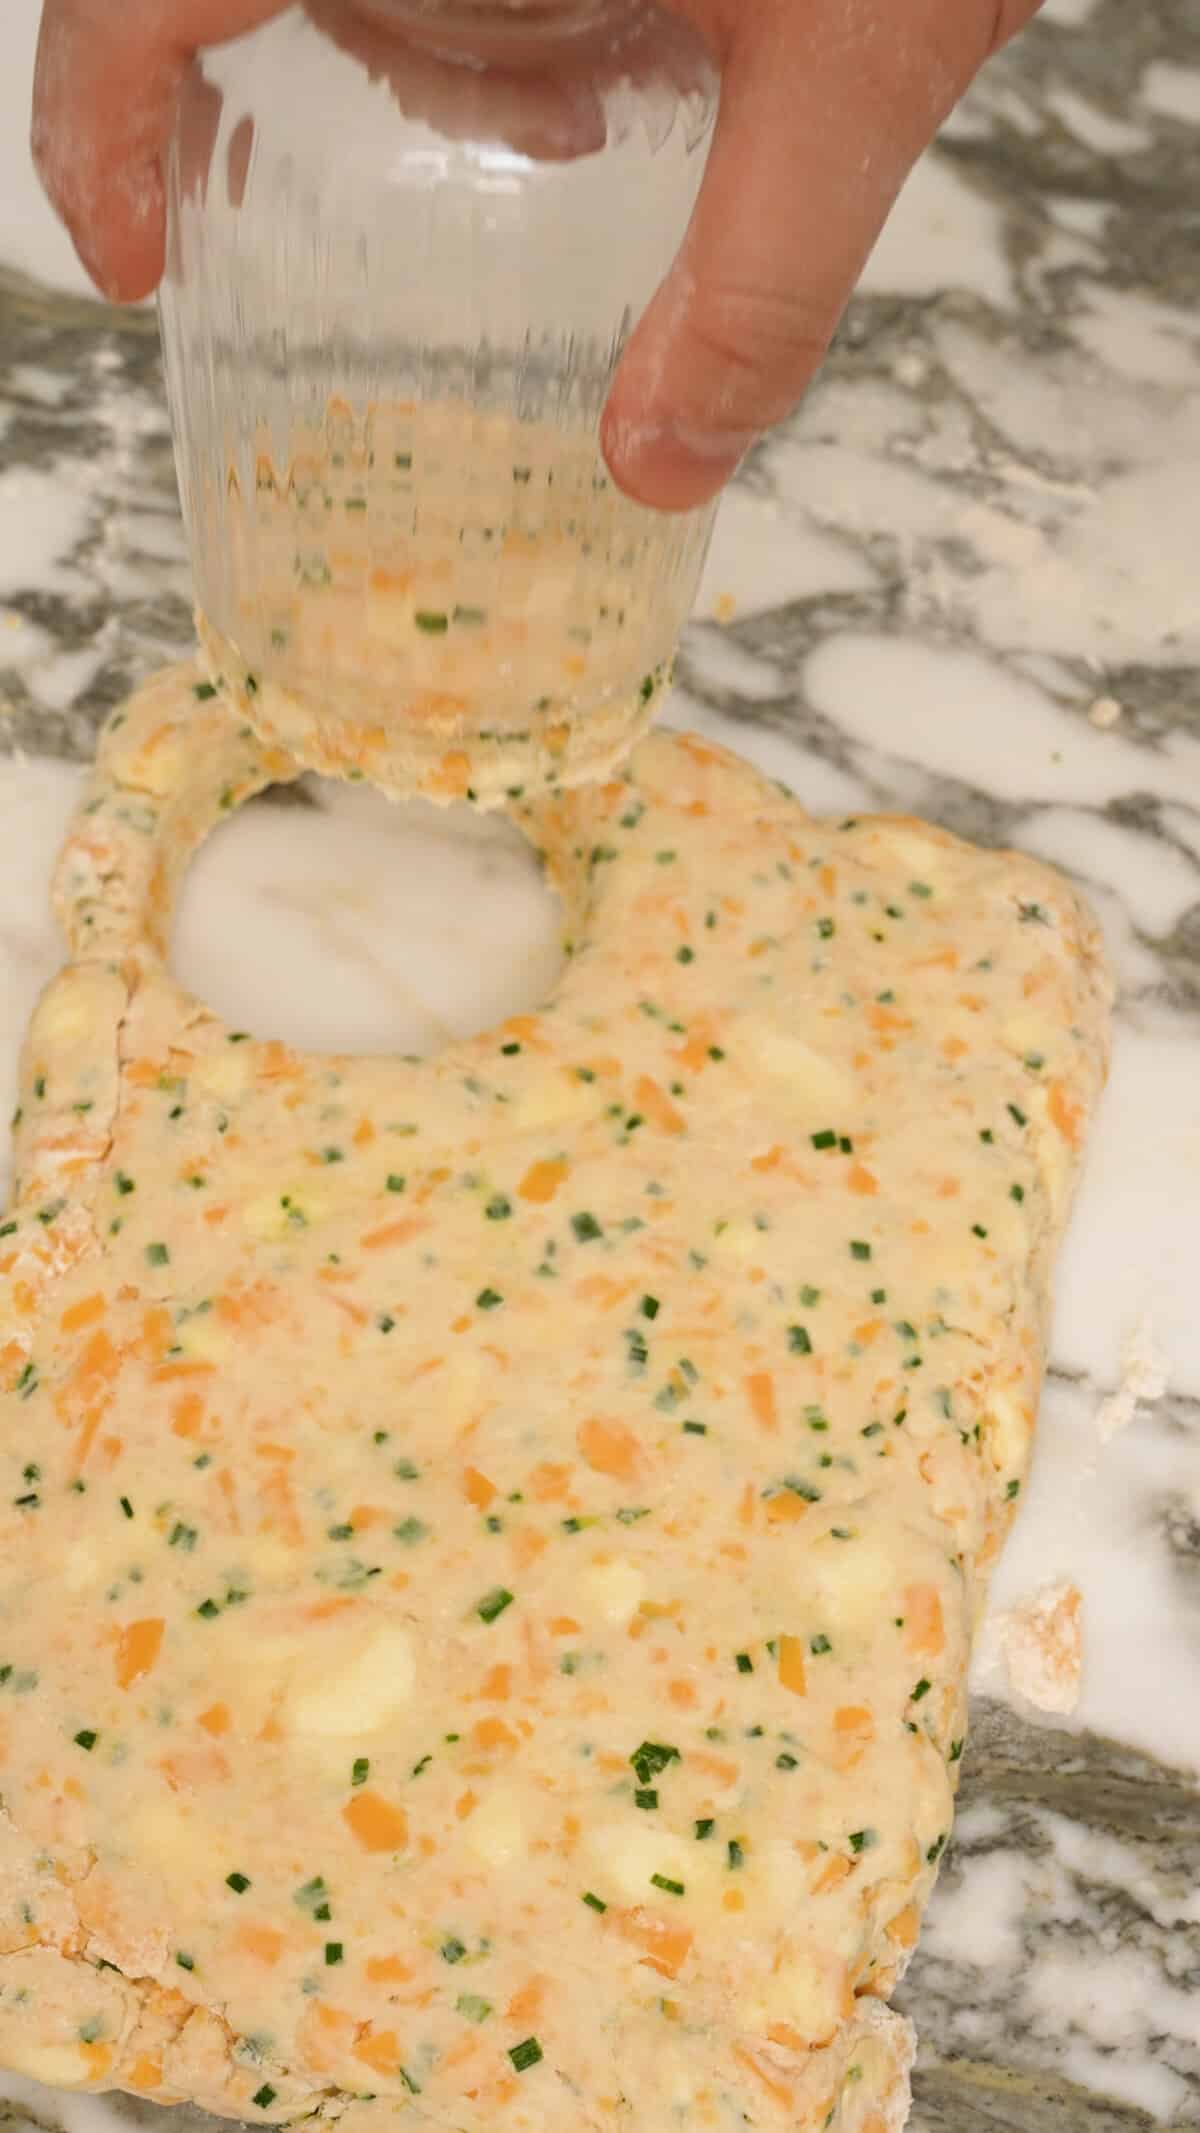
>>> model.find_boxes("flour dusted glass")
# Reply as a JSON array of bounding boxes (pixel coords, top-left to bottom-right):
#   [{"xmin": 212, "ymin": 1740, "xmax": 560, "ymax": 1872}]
[{"xmin": 158, "ymin": 1, "xmax": 719, "ymax": 803}]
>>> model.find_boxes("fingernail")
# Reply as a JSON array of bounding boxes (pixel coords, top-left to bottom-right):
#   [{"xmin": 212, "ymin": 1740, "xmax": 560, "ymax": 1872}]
[{"xmin": 602, "ymin": 413, "xmax": 759, "ymax": 512}]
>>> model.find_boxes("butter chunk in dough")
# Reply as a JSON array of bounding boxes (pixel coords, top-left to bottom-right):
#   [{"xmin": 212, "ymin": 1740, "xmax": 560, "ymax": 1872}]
[{"xmin": 0, "ymin": 666, "xmax": 1111, "ymax": 2133}]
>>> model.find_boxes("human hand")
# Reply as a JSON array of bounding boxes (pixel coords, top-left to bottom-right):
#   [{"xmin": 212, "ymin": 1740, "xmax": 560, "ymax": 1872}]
[{"xmin": 32, "ymin": 0, "xmax": 1040, "ymax": 511}]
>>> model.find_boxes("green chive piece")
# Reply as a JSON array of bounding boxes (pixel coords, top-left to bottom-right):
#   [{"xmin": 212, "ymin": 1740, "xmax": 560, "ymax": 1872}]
[
  {"xmin": 630, "ymin": 1742, "xmax": 680, "ymax": 1785},
  {"xmin": 509, "ymin": 2038, "xmax": 543, "ymax": 2073}
]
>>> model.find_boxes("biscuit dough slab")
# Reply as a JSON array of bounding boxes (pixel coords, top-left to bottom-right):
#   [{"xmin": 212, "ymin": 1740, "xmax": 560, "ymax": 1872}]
[{"xmin": 0, "ymin": 667, "xmax": 1111, "ymax": 2133}]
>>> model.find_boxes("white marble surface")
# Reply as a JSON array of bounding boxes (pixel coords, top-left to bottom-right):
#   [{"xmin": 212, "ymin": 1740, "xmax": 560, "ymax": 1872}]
[{"xmin": 0, "ymin": 0, "xmax": 1199, "ymax": 2127}]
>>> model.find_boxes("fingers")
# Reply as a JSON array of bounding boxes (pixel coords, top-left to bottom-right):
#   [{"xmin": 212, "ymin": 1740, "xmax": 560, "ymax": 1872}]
[
  {"xmin": 603, "ymin": 0, "xmax": 1043, "ymax": 510},
  {"xmin": 31, "ymin": 0, "xmax": 284, "ymax": 301},
  {"xmin": 308, "ymin": 0, "xmax": 609, "ymax": 165}
]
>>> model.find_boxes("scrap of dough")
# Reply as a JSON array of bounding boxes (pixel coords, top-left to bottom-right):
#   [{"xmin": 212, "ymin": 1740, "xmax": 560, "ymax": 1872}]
[
  {"xmin": 1096, "ymin": 1311, "xmax": 1168, "ymax": 1440},
  {"xmin": 0, "ymin": 666, "xmax": 1112, "ymax": 2133},
  {"xmin": 994, "ymin": 1580, "xmax": 1084, "ymax": 1716}
]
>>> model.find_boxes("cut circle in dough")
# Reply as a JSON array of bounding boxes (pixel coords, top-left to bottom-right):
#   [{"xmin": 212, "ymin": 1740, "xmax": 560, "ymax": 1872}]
[{"xmin": 0, "ymin": 665, "xmax": 1110, "ymax": 2133}]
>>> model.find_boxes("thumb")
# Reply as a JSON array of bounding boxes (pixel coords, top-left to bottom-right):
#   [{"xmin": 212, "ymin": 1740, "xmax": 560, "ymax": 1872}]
[{"xmin": 602, "ymin": 0, "xmax": 1040, "ymax": 511}]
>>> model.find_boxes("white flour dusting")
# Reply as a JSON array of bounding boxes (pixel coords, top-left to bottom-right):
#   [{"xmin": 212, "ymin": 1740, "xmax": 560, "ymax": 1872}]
[{"xmin": 1096, "ymin": 1312, "xmax": 1169, "ymax": 1442}]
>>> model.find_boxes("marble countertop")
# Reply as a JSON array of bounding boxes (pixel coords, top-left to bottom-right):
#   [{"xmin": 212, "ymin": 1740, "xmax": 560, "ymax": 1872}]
[{"xmin": 1, "ymin": 0, "xmax": 1199, "ymax": 2128}]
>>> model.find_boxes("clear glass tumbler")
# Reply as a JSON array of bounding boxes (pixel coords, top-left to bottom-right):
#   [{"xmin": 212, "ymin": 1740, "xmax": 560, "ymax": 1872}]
[{"xmin": 158, "ymin": 0, "xmax": 719, "ymax": 805}]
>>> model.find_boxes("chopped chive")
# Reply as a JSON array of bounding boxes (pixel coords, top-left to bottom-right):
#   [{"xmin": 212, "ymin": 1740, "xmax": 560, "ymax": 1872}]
[
  {"xmin": 650, "ymin": 1874, "xmax": 685, "ymax": 1896},
  {"xmin": 476, "ymin": 1287, "xmax": 503, "ymax": 1311},
  {"xmin": 226, "ymin": 1872, "xmax": 251, "ymax": 1894},
  {"xmin": 73, "ymin": 1729, "xmax": 98, "ymax": 1751},
  {"xmin": 386, "ymin": 1174, "xmax": 406, "ymax": 1194},
  {"xmin": 850, "ymin": 1239, "xmax": 872, "ymax": 1261},
  {"xmin": 630, "ymin": 1742, "xmax": 680, "ymax": 1784},
  {"xmin": 735, "ymin": 1652, "xmax": 754, "ymax": 1674},
  {"xmin": 911, "ymin": 1677, "xmax": 932, "ymax": 1702},
  {"xmin": 634, "ymin": 1788, "xmax": 658, "ymax": 1810},
  {"xmin": 811, "ymin": 1130, "xmax": 837, "ymax": 1151},
  {"xmin": 788, "ymin": 1325, "xmax": 812, "ymax": 1355},
  {"xmin": 252, "ymin": 2087, "xmax": 277, "ymax": 2110},
  {"xmin": 441, "ymin": 1937, "xmax": 467, "ymax": 1965},
  {"xmin": 145, "ymin": 1241, "xmax": 170, "ymax": 1266},
  {"xmin": 582, "ymin": 1891, "xmax": 607, "ymax": 1913},
  {"xmin": 325, "ymin": 1942, "xmax": 344, "ymax": 1966},
  {"xmin": 571, "ymin": 1212, "xmax": 603, "ymax": 1243},
  {"xmin": 477, "ymin": 1587, "xmax": 513, "ymax": 1624},
  {"xmin": 727, "ymin": 1839, "xmax": 744, "ymax": 1869},
  {"xmin": 457, "ymin": 1994, "xmax": 492, "ymax": 2023},
  {"xmin": 509, "ymin": 2038, "xmax": 543, "ymax": 2073},
  {"xmin": 352, "ymin": 1757, "xmax": 369, "ymax": 1786}
]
